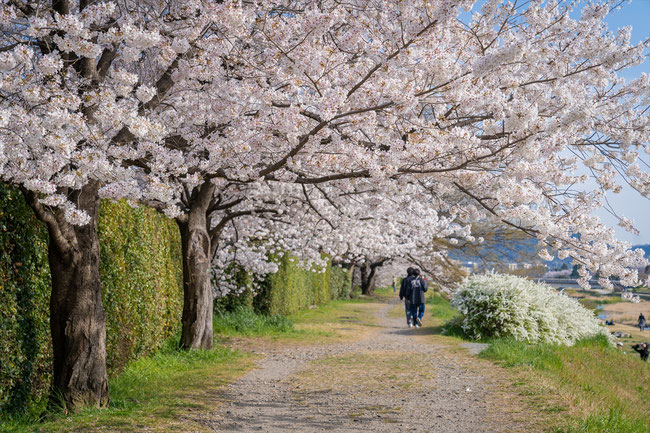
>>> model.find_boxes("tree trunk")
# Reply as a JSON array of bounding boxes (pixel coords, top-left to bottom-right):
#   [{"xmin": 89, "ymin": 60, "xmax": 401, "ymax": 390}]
[
  {"xmin": 360, "ymin": 263, "xmax": 376, "ymax": 295},
  {"xmin": 28, "ymin": 182, "xmax": 110, "ymax": 410},
  {"xmin": 178, "ymin": 184, "xmax": 215, "ymax": 350},
  {"xmin": 360, "ymin": 261, "xmax": 383, "ymax": 295},
  {"xmin": 366, "ymin": 266, "xmax": 378, "ymax": 294}
]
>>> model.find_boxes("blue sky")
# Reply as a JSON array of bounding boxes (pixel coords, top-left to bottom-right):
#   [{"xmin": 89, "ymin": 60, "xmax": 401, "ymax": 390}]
[
  {"xmin": 460, "ymin": 1, "xmax": 650, "ymax": 245},
  {"xmin": 588, "ymin": 0, "xmax": 650, "ymax": 245}
]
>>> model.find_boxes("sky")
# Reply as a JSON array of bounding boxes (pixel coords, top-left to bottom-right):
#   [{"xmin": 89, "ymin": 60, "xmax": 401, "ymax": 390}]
[
  {"xmin": 460, "ymin": 1, "xmax": 650, "ymax": 245},
  {"xmin": 599, "ymin": 0, "xmax": 650, "ymax": 245}
]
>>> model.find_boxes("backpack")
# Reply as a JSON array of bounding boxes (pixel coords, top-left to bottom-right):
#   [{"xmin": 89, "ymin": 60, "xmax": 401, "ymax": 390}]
[{"xmin": 410, "ymin": 277, "xmax": 422, "ymax": 292}]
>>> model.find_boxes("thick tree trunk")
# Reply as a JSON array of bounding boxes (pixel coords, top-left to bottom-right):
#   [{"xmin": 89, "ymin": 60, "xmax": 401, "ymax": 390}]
[
  {"xmin": 360, "ymin": 263, "xmax": 376, "ymax": 295},
  {"xmin": 360, "ymin": 261, "xmax": 384, "ymax": 295},
  {"xmin": 178, "ymin": 184, "xmax": 215, "ymax": 350},
  {"xmin": 28, "ymin": 182, "xmax": 110, "ymax": 410}
]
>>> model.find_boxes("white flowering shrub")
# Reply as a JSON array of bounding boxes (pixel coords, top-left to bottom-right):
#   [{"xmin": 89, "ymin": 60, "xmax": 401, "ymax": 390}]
[{"xmin": 451, "ymin": 273, "xmax": 608, "ymax": 345}]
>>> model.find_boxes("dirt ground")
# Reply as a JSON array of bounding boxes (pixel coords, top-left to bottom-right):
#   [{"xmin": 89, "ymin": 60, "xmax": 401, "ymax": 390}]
[{"xmin": 197, "ymin": 298, "xmax": 542, "ymax": 432}]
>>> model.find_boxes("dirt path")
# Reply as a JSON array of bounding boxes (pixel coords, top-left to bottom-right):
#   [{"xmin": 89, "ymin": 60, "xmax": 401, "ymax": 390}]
[{"xmin": 201, "ymin": 298, "xmax": 532, "ymax": 432}]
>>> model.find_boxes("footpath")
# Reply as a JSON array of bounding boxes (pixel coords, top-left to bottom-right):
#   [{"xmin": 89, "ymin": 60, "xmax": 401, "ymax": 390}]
[{"xmin": 197, "ymin": 297, "xmax": 538, "ymax": 432}]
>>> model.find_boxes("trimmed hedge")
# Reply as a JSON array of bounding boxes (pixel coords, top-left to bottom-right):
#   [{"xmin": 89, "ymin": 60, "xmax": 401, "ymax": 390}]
[
  {"xmin": 98, "ymin": 201, "xmax": 183, "ymax": 373},
  {"xmin": 252, "ymin": 255, "xmax": 351, "ymax": 315},
  {"xmin": 0, "ymin": 187, "xmax": 183, "ymax": 415},
  {"xmin": 0, "ymin": 184, "xmax": 51, "ymax": 414}
]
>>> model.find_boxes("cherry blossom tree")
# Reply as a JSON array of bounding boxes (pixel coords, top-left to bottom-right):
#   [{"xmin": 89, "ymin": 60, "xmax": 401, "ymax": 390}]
[
  {"xmin": 0, "ymin": 0, "xmax": 226, "ymax": 409},
  {"xmin": 1, "ymin": 0, "xmax": 648, "ymax": 410},
  {"xmin": 205, "ymin": 178, "xmax": 465, "ymax": 297}
]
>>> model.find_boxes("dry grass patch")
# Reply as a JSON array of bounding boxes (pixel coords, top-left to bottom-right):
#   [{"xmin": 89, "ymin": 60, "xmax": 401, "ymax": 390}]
[
  {"xmin": 601, "ymin": 300, "xmax": 650, "ymax": 322},
  {"xmin": 291, "ymin": 351, "xmax": 436, "ymax": 396},
  {"xmin": 289, "ymin": 297, "xmax": 386, "ymax": 343}
]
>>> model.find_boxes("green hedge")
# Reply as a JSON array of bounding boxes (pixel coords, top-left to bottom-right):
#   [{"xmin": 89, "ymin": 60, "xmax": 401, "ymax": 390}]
[
  {"xmin": 0, "ymin": 185, "xmax": 51, "ymax": 415},
  {"xmin": 0, "ymin": 187, "xmax": 183, "ymax": 416},
  {"xmin": 252, "ymin": 255, "xmax": 351, "ymax": 316},
  {"xmin": 98, "ymin": 201, "xmax": 183, "ymax": 373}
]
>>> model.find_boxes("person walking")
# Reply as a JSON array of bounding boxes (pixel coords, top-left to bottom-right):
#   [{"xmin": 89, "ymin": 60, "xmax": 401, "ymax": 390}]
[
  {"xmin": 639, "ymin": 313, "xmax": 646, "ymax": 332},
  {"xmin": 392, "ymin": 276, "xmax": 398, "ymax": 293},
  {"xmin": 399, "ymin": 267, "xmax": 415, "ymax": 327},
  {"xmin": 409, "ymin": 268, "xmax": 428, "ymax": 328}
]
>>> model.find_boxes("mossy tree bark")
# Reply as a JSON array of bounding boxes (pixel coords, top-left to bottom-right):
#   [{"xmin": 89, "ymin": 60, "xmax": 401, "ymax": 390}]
[
  {"xmin": 25, "ymin": 181, "xmax": 109, "ymax": 411},
  {"xmin": 177, "ymin": 183, "xmax": 216, "ymax": 350}
]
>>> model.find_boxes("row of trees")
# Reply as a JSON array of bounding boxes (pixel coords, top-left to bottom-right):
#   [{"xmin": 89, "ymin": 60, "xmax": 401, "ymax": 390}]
[{"xmin": 0, "ymin": 0, "xmax": 648, "ymax": 411}]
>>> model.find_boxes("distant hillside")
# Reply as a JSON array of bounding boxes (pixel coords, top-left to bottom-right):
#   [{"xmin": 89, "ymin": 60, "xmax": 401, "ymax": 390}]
[
  {"xmin": 447, "ymin": 235, "xmax": 539, "ymax": 266},
  {"xmin": 449, "ymin": 239, "xmax": 650, "ymax": 271}
]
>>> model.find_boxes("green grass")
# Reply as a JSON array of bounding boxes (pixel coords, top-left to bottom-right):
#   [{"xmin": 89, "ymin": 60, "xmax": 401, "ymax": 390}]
[
  {"xmin": 2, "ymin": 294, "xmax": 385, "ymax": 432},
  {"xmin": 213, "ymin": 306, "xmax": 296, "ymax": 336},
  {"xmin": 480, "ymin": 334, "xmax": 650, "ymax": 433},
  {"xmin": 1, "ymin": 340, "xmax": 253, "ymax": 433},
  {"xmin": 481, "ymin": 338, "xmax": 565, "ymax": 370},
  {"xmin": 554, "ymin": 408, "xmax": 650, "ymax": 433},
  {"xmin": 426, "ymin": 292, "xmax": 457, "ymax": 323},
  {"xmin": 213, "ymin": 291, "xmax": 388, "ymax": 343},
  {"xmin": 423, "ymin": 294, "xmax": 650, "ymax": 432},
  {"xmin": 284, "ymin": 289, "xmax": 391, "ymax": 342},
  {"xmin": 578, "ymin": 296, "xmax": 621, "ymax": 311},
  {"xmin": 593, "ymin": 297, "xmax": 623, "ymax": 305}
]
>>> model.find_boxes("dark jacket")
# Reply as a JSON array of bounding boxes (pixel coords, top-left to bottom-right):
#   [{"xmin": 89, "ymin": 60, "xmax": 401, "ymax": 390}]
[
  {"xmin": 632, "ymin": 344, "xmax": 649, "ymax": 362},
  {"xmin": 409, "ymin": 276, "xmax": 428, "ymax": 305},
  {"xmin": 399, "ymin": 277, "xmax": 410, "ymax": 301}
]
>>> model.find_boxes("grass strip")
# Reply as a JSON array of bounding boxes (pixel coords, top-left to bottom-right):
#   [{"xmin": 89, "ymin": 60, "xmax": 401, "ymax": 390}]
[
  {"xmin": 213, "ymin": 305, "xmax": 295, "ymax": 336},
  {"xmin": 1, "ymin": 342, "xmax": 253, "ymax": 433},
  {"xmin": 480, "ymin": 335, "xmax": 650, "ymax": 433}
]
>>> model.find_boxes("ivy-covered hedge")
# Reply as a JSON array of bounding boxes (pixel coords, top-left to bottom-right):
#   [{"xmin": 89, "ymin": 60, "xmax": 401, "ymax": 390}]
[
  {"xmin": 252, "ymin": 255, "xmax": 351, "ymax": 315},
  {"xmin": 0, "ymin": 187, "xmax": 183, "ymax": 415},
  {"xmin": 98, "ymin": 201, "xmax": 183, "ymax": 373},
  {"xmin": 0, "ymin": 184, "xmax": 51, "ymax": 414}
]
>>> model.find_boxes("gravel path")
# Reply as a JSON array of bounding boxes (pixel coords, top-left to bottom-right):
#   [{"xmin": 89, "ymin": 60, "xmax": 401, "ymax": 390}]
[{"xmin": 203, "ymin": 298, "xmax": 531, "ymax": 432}]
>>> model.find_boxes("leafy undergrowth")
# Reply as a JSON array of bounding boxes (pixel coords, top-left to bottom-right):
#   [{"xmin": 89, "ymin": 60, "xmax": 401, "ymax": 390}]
[
  {"xmin": 1, "ymin": 343, "xmax": 254, "ymax": 433},
  {"xmin": 213, "ymin": 306, "xmax": 296, "ymax": 336},
  {"xmin": 480, "ymin": 335, "xmax": 650, "ymax": 433}
]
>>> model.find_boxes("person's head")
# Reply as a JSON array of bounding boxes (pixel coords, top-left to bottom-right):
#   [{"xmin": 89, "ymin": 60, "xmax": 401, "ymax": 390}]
[
  {"xmin": 412, "ymin": 268, "xmax": 421, "ymax": 277},
  {"xmin": 616, "ymin": 342, "xmax": 623, "ymax": 350},
  {"xmin": 406, "ymin": 267, "xmax": 414, "ymax": 276}
]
